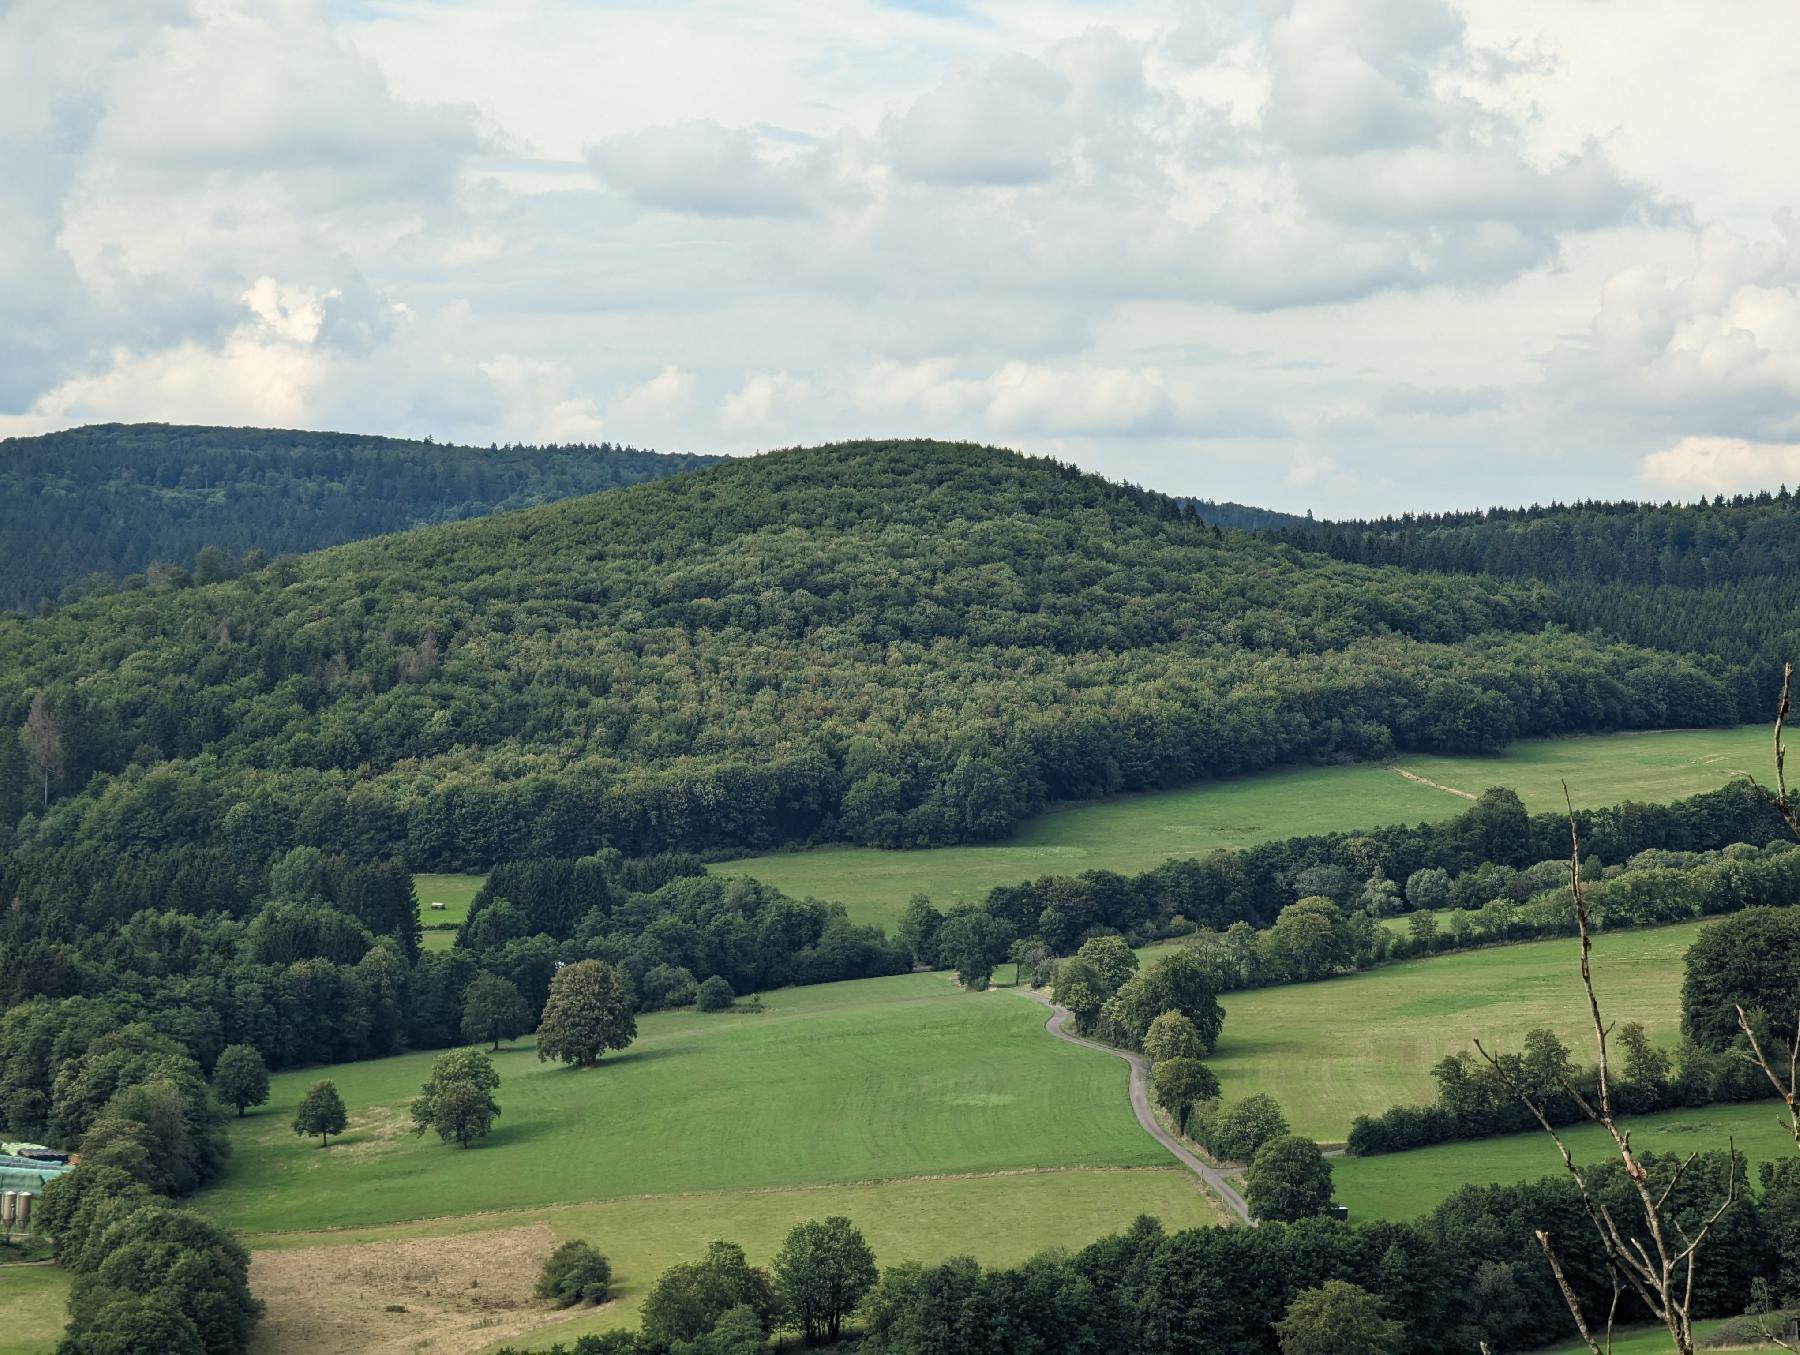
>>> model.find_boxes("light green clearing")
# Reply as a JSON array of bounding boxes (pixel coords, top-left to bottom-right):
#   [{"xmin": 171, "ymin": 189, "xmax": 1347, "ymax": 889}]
[
  {"xmin": 714, "ymin": 725, "xmax": 1769, "ymax": 931},
  {"xmin": 414, "ymin": 870, "xmax": 483, "ymax": 936},
  {"xmin": 1209, "ymin": 920, "xmax": 1706, "ymax": 1141},
  {"xmin": 0, "ymin": 1264, "xmax": 71, "ymax": 1355},
  {"xmin": 196, "ymin": 973, "xmax": 1165, "ymax": 1237},
  {"xmin": 1334, "ymin": 1099, "xmax": 1799, "ymax": 1222}
]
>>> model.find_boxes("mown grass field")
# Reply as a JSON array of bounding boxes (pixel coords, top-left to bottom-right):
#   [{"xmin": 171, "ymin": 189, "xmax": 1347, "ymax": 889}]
[
  {"xmin": 0, "ymin": 1263, "xmax": 69, "ymax": 1355},
  {"xmin": 197, "ymin": 974, "xmax": 1168, "ymax": 1235},
  {"xmin": 193, "ymin": 971, "xmax": 1219, "ymax": 1349},
  {"xmin": 1539, "ymin": 1319, "xmax": 1735, "ymax": 1353},
  {"xmin": 415, "ymin": 872, "xmax": 483, "ymax": 952},
  {"xmin": 241, "ymin": 1167, "xmax": 1217, "ymax": 1352},
  {"xmin": 1207, "ymin": 920, "xmax": 1707, "ymax": 1141},
  {"xmin": 1333, "ymin": 1099, "xmax": 1799, "ymax": 1222},
  {"xmin": 715, "ymin": 725, "xmax": 1767, "ymax": 930}
]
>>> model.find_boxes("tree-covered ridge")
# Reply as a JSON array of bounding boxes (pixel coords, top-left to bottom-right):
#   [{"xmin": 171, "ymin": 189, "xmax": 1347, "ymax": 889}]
[
  {"xmin": 0, "ymin": 422, "xmax": 719, "ymax": 613},
  {"xmin": 1278, "ymin": 489, "xmax": 1800, "ymax": 587},
  {"xmin": 0, "ymin": 440, "xmax": 1744, "ymax": 867},
  {"xmin": 1271, "ymin": 490, "xmax": 1800, "ymax": 688}
]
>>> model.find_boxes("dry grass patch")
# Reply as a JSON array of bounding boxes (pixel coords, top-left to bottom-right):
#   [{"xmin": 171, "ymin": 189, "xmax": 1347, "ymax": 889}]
[{"xmin": 251, "ymin": 1223, "xmax": 583, "ymax": 1355}]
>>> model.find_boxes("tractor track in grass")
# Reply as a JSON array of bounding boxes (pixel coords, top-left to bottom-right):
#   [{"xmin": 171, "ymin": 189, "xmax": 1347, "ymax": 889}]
[{"xmin": 1016, "ymin": 989, "xmax": 1255, "ymax": 1226}]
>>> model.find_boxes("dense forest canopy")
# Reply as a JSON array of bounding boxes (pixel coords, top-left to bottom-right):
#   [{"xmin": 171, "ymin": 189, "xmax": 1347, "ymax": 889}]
[
  {"xmin": 0, "ymin": 439, "xmax": 1750, "ymax": 868},
  {"xmin": 0, "ymin": 422, "xmax": 719, "ymax": 613},
  {"xmin": 1271, "ymin": 492, "xmax": 1800, "ymax": 679}
]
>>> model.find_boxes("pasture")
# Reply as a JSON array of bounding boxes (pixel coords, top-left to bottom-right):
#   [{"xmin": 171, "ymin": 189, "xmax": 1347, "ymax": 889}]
[
  {"xmin": 1540, "ymin": 1320, "xmax": 1733, "ymax": 1354},
  {"xmin": 0, "ymin": 1264, "xmax": 68, "ymax": 1355},
  {"xmin": 415, "ymin": 872, "xmax": 484, "ymax": 951},
  {"xmin": 1333, "ymin": 1099, "xmax": 1798, "ymax": 1222},
  {"xmin": 242, "ymin": 1167, "xmax": 1217, "ymax": 1351},
  {"xmin": 1207, "ymin": 920, "xmax": 1707, "ymax": 1141},
  {"xmin": 196, "ymin": 974, "xmax": 1169, "ymax": 1235},
  {"xmin": 715, "ymin": 725, "xmax": 1767, "ymax": 931},
  {"xmin": 194, "ymin": 971, "xmax": 1221, "ymax": 1349}
]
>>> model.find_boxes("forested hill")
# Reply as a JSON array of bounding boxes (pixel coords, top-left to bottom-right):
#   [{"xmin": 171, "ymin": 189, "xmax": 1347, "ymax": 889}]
[
  {"xmin": 0, "ymin": 422, "xmax": 719, "ymax": 613},
  {"xmin": 1183, "ymin": 498, "xmax": 1313, "ymax": 531},
  {"xmin": 1267, "ymin": 493, "xmax": 1800, "ymax": 680},
  {"xmin": 0, "ymin": 440, "xmax": 1745, "ymax": 869}
]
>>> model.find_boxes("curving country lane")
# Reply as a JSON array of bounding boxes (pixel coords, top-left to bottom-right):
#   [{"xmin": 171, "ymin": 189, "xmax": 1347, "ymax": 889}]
[{"xmin": 1017, "ymin": 989, "xmax": 1256, "ymax": 1226}]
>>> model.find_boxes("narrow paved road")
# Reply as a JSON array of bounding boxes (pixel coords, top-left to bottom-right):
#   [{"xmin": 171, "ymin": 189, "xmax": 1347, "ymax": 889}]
[{"xmin": 1017, "ymin": 990, "xmax": 1255, "ymax": 1226}]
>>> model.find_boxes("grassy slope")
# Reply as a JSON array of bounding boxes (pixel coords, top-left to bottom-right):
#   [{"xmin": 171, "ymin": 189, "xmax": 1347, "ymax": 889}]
[
  {"xmin": 1334, "ymin": 1100, "xmax": 1798, "ymax": 1222},
  {"xmin": 197, "ymin": 974, "xmax": 1166, "ymax": 1236},
  {"xmin": 243, "ymin": 1168, "xmax": 1217, "ymax": 1351},
  {"xmin": 1209, "ymin": 921, "xmax": 1707, "ymax": 1141},
  {"xmin": 0, "ymin": 1264, "xmax": 70, "ymax": 1355},
  {"xmin": 197, "ymin": 970, "xmax": 1217, "ymax": 1348},
  {"xmin": 414, "ymin": 871, "xmax": 482, "ymax": 952},
  {"xmin": 715, "ymin": 725, "xmax": 1768, "ymax": 930},
  {"xmin": 1540, "ymin": 1319, "xmax": 1734, "ymax": 1354}
]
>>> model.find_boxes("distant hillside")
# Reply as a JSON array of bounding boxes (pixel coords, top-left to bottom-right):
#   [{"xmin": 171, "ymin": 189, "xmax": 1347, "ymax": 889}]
[
  {"xmin": 1184, "ymin": 497, "xmax": 1313, "ymax": 531},
  {"xmin": 0, "ymin": 440, "xmax": 1743, "ymax": 867},
  {"xmin": 1272, "ymin": 493, "xmax": 1800, "ymax": 686},
  {"xmin": 0, "ymin": 423, "xmax": 719, "ymax": 612}
]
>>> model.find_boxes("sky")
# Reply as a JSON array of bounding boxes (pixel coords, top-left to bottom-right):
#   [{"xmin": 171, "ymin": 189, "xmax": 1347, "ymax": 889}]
[{"xmin": 4, "ymin": 0, "xmax": 1800, "ymax": 515}]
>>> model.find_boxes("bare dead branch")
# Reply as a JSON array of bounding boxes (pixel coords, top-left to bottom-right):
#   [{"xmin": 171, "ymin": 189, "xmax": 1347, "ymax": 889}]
[
  {"xmin": 1469, "ymin": 786, "xmax": 1738, "ymax": 1355},
  {"xmin": 1536, "ymin": 1231, "xmax": 1605, "ymax": 1355},
  {"xmin": 1735, "ymin": 1003, "xmax": 1800, "ymax": 1150}
]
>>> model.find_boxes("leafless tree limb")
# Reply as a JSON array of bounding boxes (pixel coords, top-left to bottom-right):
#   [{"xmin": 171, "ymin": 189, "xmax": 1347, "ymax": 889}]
[
  {"xmin": 1473, "ymin": 783, "xmax": 1738, "ymax": 1355},
  {"xmin": 1736, "ymin": 1004, "xmax": 1800, "ymax": 1151}
]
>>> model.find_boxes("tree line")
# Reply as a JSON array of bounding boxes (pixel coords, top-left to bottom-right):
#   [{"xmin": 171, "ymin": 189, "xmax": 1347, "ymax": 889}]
[{"xmin": 0, "ymin": 422, "xmax": 715, "ymax": 614}]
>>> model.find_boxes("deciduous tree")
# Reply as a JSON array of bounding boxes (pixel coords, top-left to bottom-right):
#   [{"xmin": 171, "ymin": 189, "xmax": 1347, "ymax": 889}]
[
  {"xmin": 536, "ymin": 960, "xmax": 637, "ymax": 1068},
  {"xmin": 460, "ymin": 973, "xmax": 532, "ymax": 1051},
  {"xmin": 1243, "ymin": 1134, "xmax": 1334, "ymax": 1222},
  {"xmin": 773, "ymin": 1215, "xmax": 877, "ymax": 1344},
  {"xmin": 292, "ymin": 1080, "xmax": 347, "ymax": 1148},
  {"xmin": 211, "ymin": 1045, "xmax": 269, "ymax": 1118}
]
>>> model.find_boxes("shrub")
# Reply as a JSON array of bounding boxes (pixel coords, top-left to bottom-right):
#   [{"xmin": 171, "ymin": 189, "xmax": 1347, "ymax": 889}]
[
  {"xmin": 537, "ymin": 1240, "xmax": 612, "ymax": 1308},
  {"xmin": 696, "ymin": 976, "xmax": 735, "ymax": 1012}
]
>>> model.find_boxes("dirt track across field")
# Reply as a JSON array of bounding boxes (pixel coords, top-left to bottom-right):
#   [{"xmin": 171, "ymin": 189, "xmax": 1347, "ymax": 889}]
[
  {"xmin": 1390, "ymin": 766, "xmax": 1478, "ymax": 800},
  {"xmin": 250, "ymin": 1222, "xmax": 588, "ymax": 1354}
]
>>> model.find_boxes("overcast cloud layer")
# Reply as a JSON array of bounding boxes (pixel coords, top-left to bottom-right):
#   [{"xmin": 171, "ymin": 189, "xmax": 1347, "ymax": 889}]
[{"xmin": 3, "ymin": 0, "xmax": 1798, "ymax": 514}]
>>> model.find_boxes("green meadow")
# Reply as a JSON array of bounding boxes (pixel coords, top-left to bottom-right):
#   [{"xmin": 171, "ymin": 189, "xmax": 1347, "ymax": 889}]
[
  {"xmin": 0, "ymin": 1264, "xmax": 69, "ymax": 1355},
  {"xmin": 1539, "ymin": 1319, "xmax": 1735, "ymax": 1354},
  {"xmin": 414, "ymin": 871, "xmax": 483, "ymax": 951},
  {"xmin": 194, "ymin": 971, "xmax": 1220, "ymax": 1347},
  {"xmin": 1207, "ymin": 920, "xmax": 1707, "ymax": 1141},
  {"xmin": 196, "ymin": 974, "xmax": 1167, "ymax": 1236},
  {"xmin": 1334, "ymin": 1099, "xmax": 1799, "ymax": 1222},
  {"xmin": 714, "ymin": 725, "xmax": 1767, "ymax": 930}
]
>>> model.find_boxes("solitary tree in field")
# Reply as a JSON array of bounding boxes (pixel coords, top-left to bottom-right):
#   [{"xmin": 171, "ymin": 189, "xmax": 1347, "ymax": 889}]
[
  {"xmin": 411, "ymin": 1047, "xmax": 502, "ymax": 1148},
  {"xmin": 536, "ymin": 960, "xmax": 637, "ymax": 1067},
  {"xmin": 211, "ymin": 1044, "xmax": 270, "ymax": 1117},
  {"xmin": 460, "ymin": 973, "xmax": 532, "ymax": 1051},
  {"xmin": 21, "ymin": 693, "xmax": 64, "ymax": 807},
  {"xmin": 292, "ymin": 1080, "xmax": 347, "ymax": 1147},
  {"xmin": 773, "ymin": 1215, "xmax": 878, "ymax": 1344},
  {"xmin": 1243, "ymin": 1134, "xmax": 1334, "ymax": 1222},
  {"xmin": 1275, "ymin": 1281, "xmax": 1403, "ymax": 1355}
]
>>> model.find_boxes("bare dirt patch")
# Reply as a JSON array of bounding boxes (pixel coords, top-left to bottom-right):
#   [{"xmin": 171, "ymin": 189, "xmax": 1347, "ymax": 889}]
[
  {"xmin": 1390, "ymin": 766, "xmax": 1477, "ymax": 800},
  {"xmin": 251, "ymin": 1222, "xmax": 594, "ymax": 1354}
]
